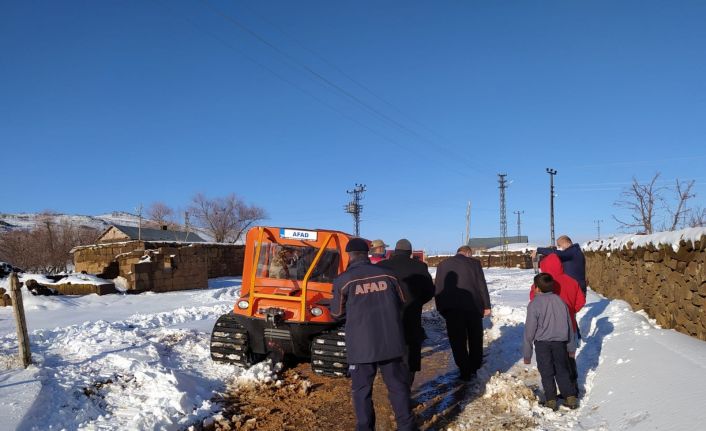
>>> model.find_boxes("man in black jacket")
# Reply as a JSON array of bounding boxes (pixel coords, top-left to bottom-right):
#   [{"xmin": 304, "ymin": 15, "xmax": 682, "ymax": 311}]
[
  {"xmin": 378, "ymin": 238, "xmax": 435, "ymax": 384},
  {"xmin": 331, "ymin": 238, "xmax": 417, "ymax": 431},
  {"xmin": 533, "ymin": 235, "xmax": 587, "ymax": 296},
  {"xmin": 434, "ymin": 246, "xmax": 491, "ymax": 380}
]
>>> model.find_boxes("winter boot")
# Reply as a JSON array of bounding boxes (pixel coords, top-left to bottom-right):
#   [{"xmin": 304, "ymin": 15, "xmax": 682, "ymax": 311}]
[
  {"xmin": 544, "ymin": 399, "xmax": 558, "ymax": 411},
  {"xmin": 565, "ymin": 396, "xmax": 579, "ymax": 409}
]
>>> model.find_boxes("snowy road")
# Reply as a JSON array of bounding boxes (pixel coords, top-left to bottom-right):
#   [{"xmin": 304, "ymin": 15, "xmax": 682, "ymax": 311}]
[{"xmin": 1, "ymin": 269, "xmax": 706, "ymax": 430}]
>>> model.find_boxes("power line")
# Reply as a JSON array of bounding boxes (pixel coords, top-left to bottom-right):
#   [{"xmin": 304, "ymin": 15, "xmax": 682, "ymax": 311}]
[
  {"xmin": 153, "ymin": 0, "xmax": 479, "ymax": 181},
  {"xmin": 152, "ymin": 0, "xmax": 464, "ymax": 173},
  {"xmin": 237, "ymin": 1, "xmax": 486, "ymax": 171},
  {"xmin": 199, "ymin": 0, "xmax": 491, "ymax": 177}
]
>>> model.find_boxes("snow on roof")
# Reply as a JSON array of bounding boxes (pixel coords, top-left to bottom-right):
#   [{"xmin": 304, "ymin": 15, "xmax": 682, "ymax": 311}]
[
  {"xmin": 583, "ymin": 227, "xmax": 706, "ymax": 252},
  {"xmin": 105, "ymin": 224, "xmax": 206, "ymax": 242}
]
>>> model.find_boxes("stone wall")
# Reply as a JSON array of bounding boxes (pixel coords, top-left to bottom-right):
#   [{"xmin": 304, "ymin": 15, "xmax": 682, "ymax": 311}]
[
  {"xmin": 200, "ymin": 244, "xmax": 245, "ymax": 278},
  {"xmin": 71, "ymin": 241, "xmax": 245, "ymax": 293},
  {"xmin": 74, "ymin": 241, "xmax": 146, "ymax": 276},
  {"xmin": 585, "ymin": 235, "xmax": 706, "ymax": 341},
  {"xmin": 117, "ymin": 246, "xmax": 209, "ymax": 292},
  {"xmin": 427, "ymin": 253, "xmax": 532, "ymax": 269}
]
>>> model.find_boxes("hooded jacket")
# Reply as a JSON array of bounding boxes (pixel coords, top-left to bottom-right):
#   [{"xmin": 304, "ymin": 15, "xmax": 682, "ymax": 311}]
[
  {"xmin": 530, "ymin": 254, "xmax": 585, "ymax": 330},
  {"xmin": 536, "ymin": 243, "xmax": 587, "ymax": 293}
]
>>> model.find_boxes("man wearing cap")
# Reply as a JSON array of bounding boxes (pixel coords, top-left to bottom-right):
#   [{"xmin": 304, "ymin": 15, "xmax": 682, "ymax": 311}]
[
  {"xmin": 434, "ymin": 245, "xmax": 491, "ymax": 381},
  {"xmin": 331, "ymin": 238, "xmax": 417, "ymax": 431},
  {"xmin": 379, "ymin": 239, "xmax": 435, "ymax": 384},
  {"xmin": 369, "ymin": 239, "xmax": 388, "ymax": 264}
]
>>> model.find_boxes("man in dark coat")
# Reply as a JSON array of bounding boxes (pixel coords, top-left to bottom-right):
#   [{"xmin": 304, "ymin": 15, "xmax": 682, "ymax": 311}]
[
  {"xmin": 378, "ymin": 238, "xmax": 435, "ymax": 384},
  {"xmin": 331, "ymin": 238, "xmax": 417, "ymax": 431},
  {"xmin": 434, "ymin": 245, "xmax": 491, "ymax": 380},
  {"xmin": 533, "ymin": 235, "xmax": 587, "ymax": 296}
]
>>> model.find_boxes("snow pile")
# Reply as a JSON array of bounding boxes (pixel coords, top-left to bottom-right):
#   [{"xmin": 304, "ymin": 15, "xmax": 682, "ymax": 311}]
[
  {"xmin": 583, "ymin": 226, "xmax": 706, "ymax": 252},
  {"xmin": 0, "ymin": 277, "xmax": 248, "ymax": 430},
  {"xmin": 0, "ymin": 273, "xmax": 113, "ymax": 290}
]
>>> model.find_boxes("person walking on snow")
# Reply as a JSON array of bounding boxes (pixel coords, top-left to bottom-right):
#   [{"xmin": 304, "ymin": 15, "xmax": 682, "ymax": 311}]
[
  {"xmin": 532, "ymin": 235, "xmax": 587, "ymax": 296},
  {"xmin": 379, "ymin": 238, "xmax": 436, "ymax": 384},
  {"xmin": 524, "ymin": 272, "xmax": 579, "ymax": 411},
  {"xmin": 529, "ymin": 253, "xmax": 585, "ymax": 395},
  {"xmin": 331, "ymin": 238, "xmax": 417, "ymax": 431},
  {"xmin": 434, "ymin": 246, "xmax": 491, "ymax": 381}
]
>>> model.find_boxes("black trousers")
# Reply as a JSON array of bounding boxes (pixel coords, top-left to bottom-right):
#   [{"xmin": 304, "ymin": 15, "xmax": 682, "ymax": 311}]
[
  {"xmin": 535, "ymin": 340, "xmax": 576, "ymax": 401},
  {"xmin": 441, "ymin": 309, "xmax": 484, "ymax": 377},
  {"xmin": 568, "ymin": 355, "xmax": 579, "ymax": 393},
  {"xmin": 349, "ymin": 357, "xmax": 417, "ymax": 431}
]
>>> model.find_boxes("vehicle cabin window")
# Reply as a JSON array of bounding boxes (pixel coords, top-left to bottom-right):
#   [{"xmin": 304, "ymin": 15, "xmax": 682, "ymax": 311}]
[{"xmin": 255, "ymin": 243, "xmax": 340, "ymax": 283}]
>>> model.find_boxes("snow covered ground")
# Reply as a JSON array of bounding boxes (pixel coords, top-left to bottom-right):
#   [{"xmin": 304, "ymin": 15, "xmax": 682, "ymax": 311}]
[
  {"xmin": 448, "ymin": 268, "xmax": 706, "ymax": 431},
  {"xmin": 0, "ymin": 277, "xmax": 280, "ymax": 430},
  {"xmin": 1, "ymin": 269, "xmax": 706, "ymax": 430}
]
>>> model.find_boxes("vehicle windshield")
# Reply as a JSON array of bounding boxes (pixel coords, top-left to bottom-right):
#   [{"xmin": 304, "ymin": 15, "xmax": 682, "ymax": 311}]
[{"xmin": 255, "ymin": 243, "xmax": 340, "ymax": 283}]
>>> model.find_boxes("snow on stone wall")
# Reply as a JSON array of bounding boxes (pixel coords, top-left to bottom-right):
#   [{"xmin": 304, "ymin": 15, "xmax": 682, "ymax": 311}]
[{"xmin": 585, "ymin": 229, "xmax": 706, "ymax": 340}]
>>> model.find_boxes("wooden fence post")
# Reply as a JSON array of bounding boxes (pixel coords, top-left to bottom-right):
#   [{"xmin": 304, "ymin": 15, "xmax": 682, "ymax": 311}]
[{"xmin": 9, "ymin": 272, "xmax": 31, "ymax": 367}]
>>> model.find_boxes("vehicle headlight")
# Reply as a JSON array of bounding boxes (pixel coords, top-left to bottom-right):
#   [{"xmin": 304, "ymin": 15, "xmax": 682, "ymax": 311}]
[
  {"xmin": 310, "ymin": 307, "xmax": 323, "ymax": 317},
  {"xmin": 237, "ymin": 300, "xmax": 249, "ymax": 310}
]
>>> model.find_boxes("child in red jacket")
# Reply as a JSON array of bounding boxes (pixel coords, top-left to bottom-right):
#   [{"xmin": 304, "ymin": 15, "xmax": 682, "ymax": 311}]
[{"xmin": 530, "ymin": 253, "xmax": 585, "ymax": 395}]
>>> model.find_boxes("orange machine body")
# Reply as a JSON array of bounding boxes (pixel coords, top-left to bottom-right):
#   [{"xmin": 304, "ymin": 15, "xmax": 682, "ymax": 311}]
[{"xmin": 236, "ymin": 226, "xmax": 354, "ymax": 324}]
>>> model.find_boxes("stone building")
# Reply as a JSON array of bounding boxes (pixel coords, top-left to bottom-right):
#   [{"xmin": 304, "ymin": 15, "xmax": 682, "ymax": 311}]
[{"xmin": 72, "ymin": 235, "xmax": 244, "ymax": 293}]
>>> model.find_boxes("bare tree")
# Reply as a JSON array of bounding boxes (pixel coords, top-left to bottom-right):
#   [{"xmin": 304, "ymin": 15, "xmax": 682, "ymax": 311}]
[
  {"xmin": 613, "ymin": 173, "xmax": 664, "ymax": 234},
  {"xmin": 189, "ymin": 193, "xmax": 267, "ymax": 243},
  {"xmin": 0, "ymin": 219, "xmax": 100, "ymax": 273},
  {"xmin": 689, "ymin": 206, "xmax": 706, "ymax": 227},
  {"xmin": 147, "ymin": 202, "xmax": 175, "ymax": 229},
  {"xmin": 666, "ymin": 179, "xmax": 696, "ymax": 231}
]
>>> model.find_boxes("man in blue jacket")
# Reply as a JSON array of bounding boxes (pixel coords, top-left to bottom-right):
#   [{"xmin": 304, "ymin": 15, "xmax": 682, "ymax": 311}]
[
  {"xmin": 331, "ymin": 238, "xmax": 417, "ymax": 431},
  {"xmin": 533, "ymin": 235, "xmax": 587, "ymax": 296}
]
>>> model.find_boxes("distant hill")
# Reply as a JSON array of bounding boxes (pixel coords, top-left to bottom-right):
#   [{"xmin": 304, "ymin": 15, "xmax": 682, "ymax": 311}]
[
  {"xmin": 0, "ymin": 212, "xmax": 215, "ymax": 241},
  {"xmin": 0, "ymin": 211, "xmax": 141, "ymax": 233}
]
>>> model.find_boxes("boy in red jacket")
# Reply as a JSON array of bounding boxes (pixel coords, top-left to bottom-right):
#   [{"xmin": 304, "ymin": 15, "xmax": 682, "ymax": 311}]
[{"xmin": 530, "ymin": 254, "xmax": 585, "ymax": 395}]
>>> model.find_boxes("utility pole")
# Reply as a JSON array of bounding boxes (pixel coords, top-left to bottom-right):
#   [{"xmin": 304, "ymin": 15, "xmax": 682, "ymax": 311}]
[
  {"xmin": 184, "ymin": 211, "xmax": 191, "ymax": 242},
  {"xmin": 594, "ymin": 219, "xmax": 603, "ymax": 240},
  {"xmin": 546, "ymin": 168, "xmax": 557, "ymax": 246},
  {"xmin": 498, "ymin": 174, "xmax": 508, "ymax": 266},
  {"xmin": 136, "ymin": 203, "xmax": 143, "ymax": 241},
  {"xmin": 465, "ymin": 201, "xmax": 471, "ymax": 245},
  {"xmin": 344, "ymin": 184, "xmax": 366, "ymax": 236},
  {"xmin": 513, "ymin": 210, "xmax": 524, "ymax": 242}
]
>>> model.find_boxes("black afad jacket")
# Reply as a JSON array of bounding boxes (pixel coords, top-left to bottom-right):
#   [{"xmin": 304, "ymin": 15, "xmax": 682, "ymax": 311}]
[{"xmin": 331, "ymin": 258, "xmax": 407, "ymax": 364}]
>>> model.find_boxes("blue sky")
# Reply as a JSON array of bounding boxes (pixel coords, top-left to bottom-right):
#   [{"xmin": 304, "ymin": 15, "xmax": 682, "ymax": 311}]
[{"xmin": 2, "ymin": 0, "xmax": 705, "ymax": 252}]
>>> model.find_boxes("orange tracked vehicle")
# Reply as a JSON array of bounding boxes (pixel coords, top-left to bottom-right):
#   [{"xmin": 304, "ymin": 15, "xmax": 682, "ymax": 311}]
[{"xmin": 210, "ymin": 226, "xmax": 355, "ymax": 376}]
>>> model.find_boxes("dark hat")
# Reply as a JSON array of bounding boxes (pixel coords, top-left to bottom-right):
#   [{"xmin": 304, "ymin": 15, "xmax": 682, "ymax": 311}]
[
  {"xmin": 346, "ymin": 238, "xmax": 369, "ymax": 252},
  {"xmin": 395, "ymin": 238, "xmax": 412, "ymax": 251}
]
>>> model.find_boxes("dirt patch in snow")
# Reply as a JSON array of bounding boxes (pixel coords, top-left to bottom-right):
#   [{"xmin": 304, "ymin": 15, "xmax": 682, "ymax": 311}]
[
  {"xmin": 199, "ymin": 364, "xmax": 399, "ymax": 431},
  {"xmin": 202, "ymin": 306, "xmax": 543, "ymax": 430}
]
